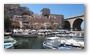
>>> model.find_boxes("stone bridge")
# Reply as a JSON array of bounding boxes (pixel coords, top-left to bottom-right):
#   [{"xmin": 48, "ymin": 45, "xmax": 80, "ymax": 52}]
[{"xmin": 64, "ymin": 14, "xmax": 84, "ymax": 31}]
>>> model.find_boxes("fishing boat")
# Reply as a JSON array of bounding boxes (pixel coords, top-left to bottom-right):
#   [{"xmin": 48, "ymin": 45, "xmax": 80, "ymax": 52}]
[{"xmin": 4, "ymin": 33, "xmax": 17, "ymax": 49}]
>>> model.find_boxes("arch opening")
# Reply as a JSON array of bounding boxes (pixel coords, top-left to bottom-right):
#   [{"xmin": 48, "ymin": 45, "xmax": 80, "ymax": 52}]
[
  {"xmin": 81, "ymin": 21, "xmax": 84, "ymax": 30},
  {"xmin": 63, "ymin": 21, "xmax": 70, "ymax": 30},
  {"xmin": 73, "ymin": 18, "xmax": 83, "ymax": 31}
]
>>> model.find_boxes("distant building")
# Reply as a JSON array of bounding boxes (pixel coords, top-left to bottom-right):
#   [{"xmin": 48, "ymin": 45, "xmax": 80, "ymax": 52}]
[
  {"xmin": 41, "ymin": 8, "xmax": 50, "ymax": 18},
  {"xmin": 12, "ymin": 8, "xmax": 64, "ymax": 29}
]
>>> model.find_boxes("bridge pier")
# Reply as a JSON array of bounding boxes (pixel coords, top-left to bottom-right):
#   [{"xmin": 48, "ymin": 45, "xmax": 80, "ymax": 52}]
[{"xmin": 70, "ymin": 28, "xmax": 73, "ymax": 31}]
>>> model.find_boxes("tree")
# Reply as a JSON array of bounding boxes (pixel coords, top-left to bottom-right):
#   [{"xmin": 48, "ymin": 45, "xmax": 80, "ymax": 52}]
[
  {"xmin": 4, "ymin": 16, "xmax": 12, "ymax": 30},
  {"xmin": 21, "ymin": 12, "xmax": 29, "ymax": 15}
]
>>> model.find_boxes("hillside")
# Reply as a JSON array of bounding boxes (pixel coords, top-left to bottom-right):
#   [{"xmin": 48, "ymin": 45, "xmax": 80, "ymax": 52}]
[{"xmin": 4, "ymin": 4, "xmax": 34, "ymax": 19}]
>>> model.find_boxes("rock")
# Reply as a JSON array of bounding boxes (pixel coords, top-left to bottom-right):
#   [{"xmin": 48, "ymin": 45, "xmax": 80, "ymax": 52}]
[{"xmin": 4, "ymin": 4, "xmax": 34, "ymax": 19}]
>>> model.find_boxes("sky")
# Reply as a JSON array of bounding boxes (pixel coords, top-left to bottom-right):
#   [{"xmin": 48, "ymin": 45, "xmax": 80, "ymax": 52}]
[{"xmin": 20, "ymin": 4, "xmax": 84, "ymax": 29}]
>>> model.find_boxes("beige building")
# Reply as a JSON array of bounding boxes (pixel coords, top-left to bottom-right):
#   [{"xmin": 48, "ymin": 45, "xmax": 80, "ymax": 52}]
[{"xmin": 12, "ymin": 8, "xmax": 64, "ymax": 29}]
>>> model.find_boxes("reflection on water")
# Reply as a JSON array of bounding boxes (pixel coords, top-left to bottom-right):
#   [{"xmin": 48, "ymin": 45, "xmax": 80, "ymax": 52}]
[{"xmin": 14, "ymin": 36, "xmax": 45, "ymax": 49}]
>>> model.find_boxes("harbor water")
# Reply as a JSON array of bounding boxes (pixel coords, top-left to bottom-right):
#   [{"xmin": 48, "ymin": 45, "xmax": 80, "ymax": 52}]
[
  {"xmin": 14, "ymin": 36, "xmax": 45, "ymax": 49},
  {"xmin": 13, "ymin": 35, "xmax": 84, "ymax": 49}
]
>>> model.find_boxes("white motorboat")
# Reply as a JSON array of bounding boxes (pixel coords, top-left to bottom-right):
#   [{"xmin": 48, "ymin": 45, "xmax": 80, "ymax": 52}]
[
  {"xmin": 12, "ymin": 31, "xmax": 38, "ymax": 37},
  {"xmin": 4, "ymin": 33, "xmax": 17, "ymax": 49},
  {"xmin": 64, "ymin": 38, "xmax": 84, "ymax": 47},
  {"xmin": 38, "ymin": 32, "xmax": 45, "ymax": 36},
  {"xmin": 56, "ymin": 31, "xmax": 76, "ymax": 37},
  {"xmin": 43, "ymin": 37, "xmax": 61, "ymax": 49},
  {"xmin": 4, "ymin": 32, "xmax": 12, "ymax": 35},
  {"xmin": 52, "ymin": 32, "xmax": 60, "ymax": 35}
]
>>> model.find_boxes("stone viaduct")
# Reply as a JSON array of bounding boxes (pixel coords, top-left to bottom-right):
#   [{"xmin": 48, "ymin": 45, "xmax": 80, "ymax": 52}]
[{"xmin": 64, "ymin": 14, "xmax": 84, "ymax": 31}]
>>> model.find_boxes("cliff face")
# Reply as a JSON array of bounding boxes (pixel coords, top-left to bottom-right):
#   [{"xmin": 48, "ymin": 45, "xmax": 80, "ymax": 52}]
[{"xmin": 4, "ymin": 4, "xmax": 34, "ymax": 19}]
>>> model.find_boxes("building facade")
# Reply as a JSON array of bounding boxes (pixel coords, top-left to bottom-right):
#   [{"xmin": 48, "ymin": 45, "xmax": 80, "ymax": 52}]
[{"xmin": 12, "ymin": 8, "xmax": 64, "ymax": 29}]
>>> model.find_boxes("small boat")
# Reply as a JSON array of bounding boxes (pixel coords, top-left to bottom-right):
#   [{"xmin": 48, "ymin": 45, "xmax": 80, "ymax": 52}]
[
  {"xmin": 43, "ymin": 36, "xmax": 84, "ymax": 49},
  {"xmin": 4, "ymin": 32, "xmax": 12, "ymax": 36},
  {"xmin": 58, "ymin": 46, "xmax": 81, "ymax": 50},
  {"xmin": 43, "ymin": 37, "xmax": 61, "ymax": 49},
  {"xmin": 38, "ymin": 32, "xmax": 45, "ymax": 36},
  {"xmin": 12, "ymin": 32, "xmax": 38, "ymax": 38},
  {"xmin": 4, "ymin": 33, "xmax": 17, "ymax": 49},
  {"xmin": 56, "ymin": 32, "xmax": 76, "ymax": 37},
  {"xmin": 64, "ymin": 39, "xmax": 84, "ymax": 47},
  {"xmin": 4, "ymin": 43, "xmax": 14, "ymax": 49}
]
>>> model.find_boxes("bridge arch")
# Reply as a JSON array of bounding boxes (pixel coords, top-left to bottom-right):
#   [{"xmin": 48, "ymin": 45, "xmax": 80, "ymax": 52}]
[
  {"xmin": 73, "ymin": 18, "xmax": 83, "ymax": 31},
  {"xmin": 64, "ymin": 21, "xmax": 71, "ymax": 30}
]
